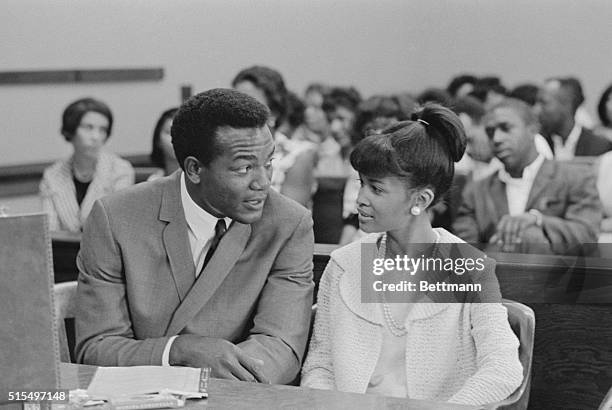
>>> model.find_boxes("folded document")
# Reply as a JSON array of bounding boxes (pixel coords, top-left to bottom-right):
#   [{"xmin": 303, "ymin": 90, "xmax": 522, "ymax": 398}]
[{"xmin": 87, "ymin": 366, "xmax": 209, "ymax": 400}]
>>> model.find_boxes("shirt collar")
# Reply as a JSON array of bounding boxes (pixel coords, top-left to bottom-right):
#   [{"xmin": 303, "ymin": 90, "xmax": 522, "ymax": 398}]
[
  {"xmin": 498, "ymin": 153, "xmax": 545, "ymax": 184},
  {"xmin": 180, "ymin": 172, "xmax": 232, "ymax": 241},
  {"xmin": 565, "ymin": 123, "xmax": 582, "ymax": 147}
]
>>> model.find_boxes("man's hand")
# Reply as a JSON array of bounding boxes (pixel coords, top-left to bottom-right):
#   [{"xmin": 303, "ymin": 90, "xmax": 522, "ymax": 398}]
[
  {"xmin": 489, "ymin": 213, "xmax": 539, "ymax": 252},
  {"xmin": 169, "ymin": 335, "xmax": 270, "ymax": 383}
]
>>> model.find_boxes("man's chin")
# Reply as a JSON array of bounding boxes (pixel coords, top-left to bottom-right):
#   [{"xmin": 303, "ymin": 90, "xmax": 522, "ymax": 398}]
[{"xmin": 234, "ymin": 210, "xmax": 264, "ymax": 225}]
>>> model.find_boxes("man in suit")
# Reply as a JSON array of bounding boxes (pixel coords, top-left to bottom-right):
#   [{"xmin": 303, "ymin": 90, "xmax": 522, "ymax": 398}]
[
  {"xmin": 75, "ymin": 88, "xmax": 314, "ymax": 385},
  {"xmin": 536, "ymin": 77, "xmax": 612, "ymax": 159},
  {"xmin": 453, "ymin": 98, "xmax": 602, "ymax": 255}
]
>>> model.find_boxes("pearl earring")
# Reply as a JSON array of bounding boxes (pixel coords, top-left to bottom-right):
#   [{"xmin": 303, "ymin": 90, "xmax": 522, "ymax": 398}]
[{"xmin": 411, "ymin": 206, "xmax": 421, "ymax": 216}]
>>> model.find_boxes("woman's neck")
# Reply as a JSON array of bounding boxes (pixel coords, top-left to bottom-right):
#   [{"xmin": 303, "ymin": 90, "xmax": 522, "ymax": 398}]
[
  {"xmin": 72, "ymin": 154, "xmax": 98, "ymax": 182},
  {"xmin": 386, "ymin": 218, "xmax": 438, "ymax": 257}
]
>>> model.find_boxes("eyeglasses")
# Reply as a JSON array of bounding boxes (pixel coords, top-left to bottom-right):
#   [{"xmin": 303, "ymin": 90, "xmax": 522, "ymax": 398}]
[{"xmin": 484, "ymin": 122, "xmax": 511, "ymax": 139}]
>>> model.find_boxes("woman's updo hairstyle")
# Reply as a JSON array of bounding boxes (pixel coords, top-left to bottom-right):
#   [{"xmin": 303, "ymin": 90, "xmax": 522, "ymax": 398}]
[{"xmin": 350, "ymin": 102, "xmax": 466, "ymax": 206}]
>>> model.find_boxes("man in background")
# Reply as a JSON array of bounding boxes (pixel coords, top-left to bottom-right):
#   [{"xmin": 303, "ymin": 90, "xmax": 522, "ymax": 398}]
[
  {"xmin": 454, "ymin": 98, "xmax": 601, "ymax": 254},
  {"xmin": 536, "ymin": 77, "xmax": 612, "ymax": 159}
]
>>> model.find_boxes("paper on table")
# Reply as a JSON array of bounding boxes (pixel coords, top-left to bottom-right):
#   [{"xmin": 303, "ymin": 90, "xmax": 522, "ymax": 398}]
[{"xmin": 87, "ymin": 366, "xmax": 204, "ymax": 399}]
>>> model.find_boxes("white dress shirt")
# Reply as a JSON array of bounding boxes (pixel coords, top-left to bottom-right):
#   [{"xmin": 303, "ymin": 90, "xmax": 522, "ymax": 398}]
[
  {"xmin": 497, "ymin": 154, "xmax": 545, "ymax": 216},
  {"xmin": 162, "ymin": 172, "xmax": 232, "ymax": 365},
  {"xmin": 534, "ymin": 133, "xmax": 554, "ymax": 160},
  {"xmin": 552, "ymin": 124, "xmax": 582, "ymax": 160}
]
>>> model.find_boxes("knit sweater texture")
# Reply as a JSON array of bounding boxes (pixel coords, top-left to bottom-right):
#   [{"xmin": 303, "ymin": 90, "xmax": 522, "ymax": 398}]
[{"xmin": 301, "ymin": 228, "xmax": 523, "ymax": 406}]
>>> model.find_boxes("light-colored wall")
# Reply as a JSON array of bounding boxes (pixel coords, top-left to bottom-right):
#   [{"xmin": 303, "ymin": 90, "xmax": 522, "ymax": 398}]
[{"xmin": 2, "ymin": 0, "xmax": 611, "ymax": 167}]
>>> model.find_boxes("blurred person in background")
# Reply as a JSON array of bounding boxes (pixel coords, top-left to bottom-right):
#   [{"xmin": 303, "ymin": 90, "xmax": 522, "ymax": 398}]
[
  {"xmin": 453, "ymin": 95, "xmax": 502, "ymax": 181},
  {"xmin": 507, "ymin": 83, "xmax": 554, "ymax": 160},
  {"xmin": 595, "ymin": 151, "xmax": 612, "ymax": 242},
  {"xmin": 316, "ymin": 86, "xmax": 362, "ymax": 178},
  {"xmin": 417, "ymin": 87, "xmax": 452, "ymax": 107},
  {"xmin": 233, "ymin": 66, "xmax": 318, "ymax": 208},
  {"xmin": 149, "ymin": 107, "xmax": 179, "ymax": 180},
  {"xmin": 39, "ymin": 97, "xmax": 134, "ymax": 232},
  {"xmin": 509, "ymin": 83, "xmax": 539, "ymax": 107},
  {"xmin": 536, "ymin": 77, "xmax": 612, "ymax": 159},
  {"xmin": 454, "ymin": 98, "xmax": 601, "ymax": 254},
  {"xmin": 594, "ymin": 83, "xmax": 612, "ymax": 141},
  {"xmin": 297, "ymin": 83, "xmax": 330, "ymax": 144},
  {"xmin": 469, "ymin": 76, "xmax": 507, "ymax": 110},
  {"xmin": 447, "ymin": 74, "xmax": 478, "ymax": 99},
  {"xmin": 339, "ymin": 94, "xmax": 413, "ymax": 245}
]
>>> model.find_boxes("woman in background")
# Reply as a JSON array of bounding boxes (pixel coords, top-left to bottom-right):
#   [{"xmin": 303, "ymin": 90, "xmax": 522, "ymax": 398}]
[
  {"xmin": 232, "ymin": 65, "xmax": 318, "ymax": 208},
  {"xmin": 339, "ymin": 93, "xmax": 414, "ymax": 245},
  {"xmin": 301, "ymin": 103, "xmax": 523, "ymax": 405},
  {"xmin": 596, "ymin": 150, "xmax": 612, "ymax": 242},
  {"xmin": 39, "ymin": 97, "xmax": 134, "ymax": 232},
  {"xmin": 594, "ymin": 83, "xmax": 612, "ymax": 141},
  {"xmin": 149, "ymin": 107, "xmax": 179, "ymax": 180}
]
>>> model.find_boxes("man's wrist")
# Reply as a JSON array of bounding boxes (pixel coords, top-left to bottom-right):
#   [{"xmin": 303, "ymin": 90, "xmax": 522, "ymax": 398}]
[
  {"xmin": 528, "ymin": 209, "xmax": 543, "ymax": 227},
  {"xmin": 168, "ymin": 335, "xmax": 186, "ymax": 366},
  {"xmin": 162, "ymin": 335, "xmax": 179, "ymax": 366}
]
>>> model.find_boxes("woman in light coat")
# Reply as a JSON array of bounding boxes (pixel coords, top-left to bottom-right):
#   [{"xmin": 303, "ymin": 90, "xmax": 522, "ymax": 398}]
[{"xmin": 301, "ymin": 103, "xmax": 523, "ymax": 406}]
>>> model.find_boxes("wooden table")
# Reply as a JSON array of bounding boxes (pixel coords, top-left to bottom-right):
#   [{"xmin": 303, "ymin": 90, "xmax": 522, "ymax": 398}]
[{"xmin": 59, "ymin": 363, "xmax": 480, "ymax": 410}]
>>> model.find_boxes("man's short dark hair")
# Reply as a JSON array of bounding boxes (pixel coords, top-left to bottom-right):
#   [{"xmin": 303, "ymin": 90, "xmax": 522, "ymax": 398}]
[
  {"xmin": 509, "ymin": 83, "xmax": 539, "ymax": 106},
  {"xmin": 547, "ymin": 76, "xmax": 585, "ymax": 114},
  {"xmin": 61, "ymin": 97, "xmax": 113, "ymax": 141},
  {"xmin": 171, "ymin": 88, "xmax": 270, "ymax": 169},
  {"xmin": 489, "ymin": 97, "xmax": 539, "ymax": 128}
]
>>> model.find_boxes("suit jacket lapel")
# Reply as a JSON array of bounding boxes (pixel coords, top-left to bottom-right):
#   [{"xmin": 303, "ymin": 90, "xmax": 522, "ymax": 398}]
[
  {"xmin": 166, "ymin": 221, "xmax": 251, "ymax": 336},
  {"xmin": 488, "ymin": 176, "xmax": 509, "ymax": 221},
  {"xmin": 575, "ymin": 129, "xmax": 587, "ymax": 156},
  {"xmin": 159, "ymin": 172, "xmax": 195, "ymax": 303},
  {"xmin": 526, "ymin": 160, "xmax": 554, "ymax": 210}
]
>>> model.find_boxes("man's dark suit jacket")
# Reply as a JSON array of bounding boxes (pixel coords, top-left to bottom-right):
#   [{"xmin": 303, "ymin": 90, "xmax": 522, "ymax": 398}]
[
  {"xmin": 75, "ymin": 172, "xmax": 315, "ymax": 384},
  {"xmin": 453, "ymin": 160, "xmax": 602, "ymax": 255},
  {"xmin": 544, "ymin": 127, "xmax": 612, "ymax": 157}
]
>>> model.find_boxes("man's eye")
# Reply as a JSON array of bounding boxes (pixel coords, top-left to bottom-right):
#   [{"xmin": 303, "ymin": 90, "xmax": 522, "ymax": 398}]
[
  {"xmin": 264, "ymin": 160, "xmax": 273, "ymax": 169},
  {"xmin": 499, "ymin": 123, "xmax": 511, "ymax": 132},
  {"xmin": 236, "ymin": 165, "xmax": 251, "ymax": 174}
]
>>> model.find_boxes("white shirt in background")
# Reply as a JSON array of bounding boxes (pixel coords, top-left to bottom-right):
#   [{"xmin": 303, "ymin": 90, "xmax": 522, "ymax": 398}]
[
  {"xmin": 497, "ymin": 154, "xmax": 545, "ymax": 216},
  {"xmin": 552, "ymin": 124, "xmax": 582, "ymax": 161},
  {"xmin": 534, "ymin": 133, "xmax": 554, "ymax": 160}
]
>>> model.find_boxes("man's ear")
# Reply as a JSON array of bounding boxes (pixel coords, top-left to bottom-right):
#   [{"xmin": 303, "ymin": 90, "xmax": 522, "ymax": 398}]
[{"xmin": 184, "ymin": 156, "xmax": 202, "ymax": 184}]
